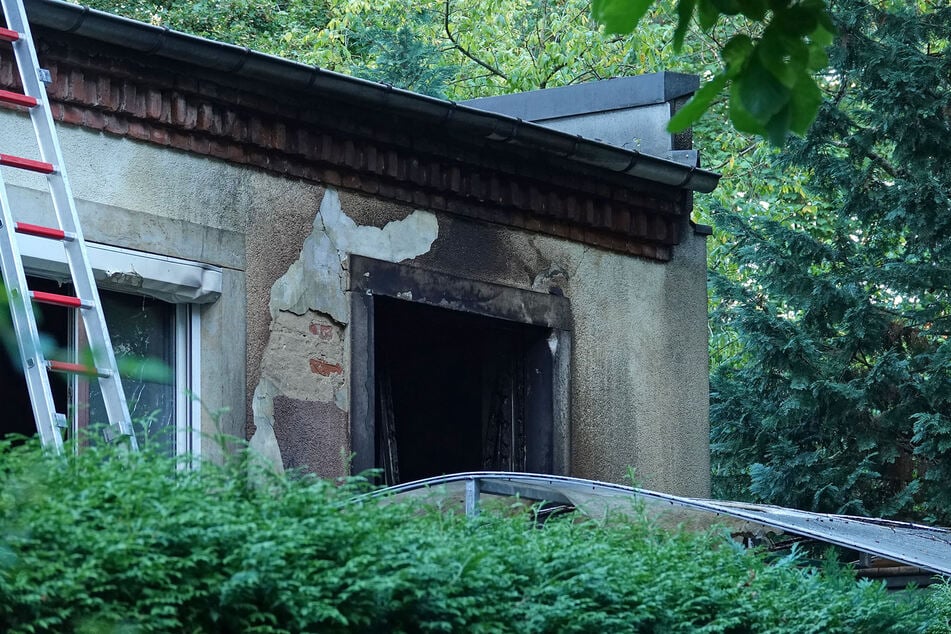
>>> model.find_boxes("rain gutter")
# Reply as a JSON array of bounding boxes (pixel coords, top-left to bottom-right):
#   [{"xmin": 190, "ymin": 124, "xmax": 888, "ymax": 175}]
[{"xmin": 19, "ymin": 0, "xmax": 721, "ymax": 193}]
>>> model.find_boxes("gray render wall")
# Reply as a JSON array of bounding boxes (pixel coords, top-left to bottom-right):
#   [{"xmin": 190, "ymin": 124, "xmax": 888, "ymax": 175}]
[
  {"xmin": 248, "ymin": 187, "xmax": 710, "ymax": 496},
  {"xmin": 1, "ymin": 111, "xmax": 710, "ymax": 496}
]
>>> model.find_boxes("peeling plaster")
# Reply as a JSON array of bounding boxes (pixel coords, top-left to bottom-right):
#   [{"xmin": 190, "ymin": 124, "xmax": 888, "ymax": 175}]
[
  {"xmin": 250, "ymin": 188, "xmax": 438, "ymax": 473},
  {"xmin": 269, "ymin": 189, "xmax": 438, "ymax": 323}
]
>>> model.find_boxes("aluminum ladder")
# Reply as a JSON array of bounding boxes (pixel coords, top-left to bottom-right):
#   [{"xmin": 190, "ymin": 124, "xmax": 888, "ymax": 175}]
[{"xmin": 0, "ymin": 0, "xmax": 137, "ymax": 453}]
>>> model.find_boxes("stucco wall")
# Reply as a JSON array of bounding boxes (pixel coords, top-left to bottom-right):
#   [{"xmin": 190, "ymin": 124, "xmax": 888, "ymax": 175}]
[
  {"xmin": 247, "ymin": 187, "xmax": 709, "ymax": 496},
  {"xmin": 2, "ymin": 110, "xmax": 709, "ymax": 495}
]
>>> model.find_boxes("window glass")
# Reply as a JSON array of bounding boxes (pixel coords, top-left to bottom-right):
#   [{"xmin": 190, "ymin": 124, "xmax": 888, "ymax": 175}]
[{"xmin": 79, "ymin": 291, "xmax": 176, "ymax": 454}]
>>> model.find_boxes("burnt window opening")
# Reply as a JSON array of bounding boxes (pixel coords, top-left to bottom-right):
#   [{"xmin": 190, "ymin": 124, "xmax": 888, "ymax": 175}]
[
  {"xmin": 374, "ymin": 296, "xmax": 551, "ymax": 484},
  {"xmin": 350, "ymin": 256, "xmax": 571, "ymax": 487}
]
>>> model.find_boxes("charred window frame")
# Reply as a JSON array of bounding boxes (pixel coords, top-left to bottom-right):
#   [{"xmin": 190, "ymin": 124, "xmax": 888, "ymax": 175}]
[{"xmin": 349, "ymin": 255, "xmax": 571, "ymax": 481}]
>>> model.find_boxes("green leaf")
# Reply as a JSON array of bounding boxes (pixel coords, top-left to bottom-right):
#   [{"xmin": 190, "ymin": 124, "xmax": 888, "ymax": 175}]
[
  {"xmin": 764, "ymin": 104, "xmax": 792, "ymax": 145},
  {"xmin": 668, "ymin": 72, "xmax": 729, "ymax": 132},
  {"xmin": 736, "ymin": 0, "xmax": 767, "ymax": 20},
  {"xmin": 728, "ymin": 82, "xmax": 766, "ymax": 135},
  {"xmin": 590, "ymin": 0, "xmax": 654, "ymax": 35},
  {"xmin": 810, "ymin": 23, "xmax": 835, "ymax": 47},
  {"xmin": 736, "ymin": 53, "xmax": 791, "ymax": 122},
  {"xmin": 673, "ymin": 0, "xmax": 697, "ymax": 50},
  {"xmin": 721, "ymin": 33, "xmax": 754, "ymax": 75},
  {"xmin": 711, "ymin": 0, "xmax": 742, "ymax": 15},
  {"xmin": 758, "ymin": 29, "xmax": 808, "ymax": 88},
  {"xmin": 771, "ymin": 5, "xmax": 819, "ymax": 37},
  {"xmin": 697, "ymin": 0, "xmax": 720, "ymax": 32},
  {"xmin": 807, "ymin": 41, "xmax": 829, "ymax": 72},
  {"xmin": 787, "ymin": 73, "xmax": 822, "ymax": 135}
]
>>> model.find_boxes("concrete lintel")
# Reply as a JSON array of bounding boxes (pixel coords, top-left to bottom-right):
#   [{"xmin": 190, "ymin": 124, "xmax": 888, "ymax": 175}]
[{"xmin": 350, "ymin": 256, "xmax": 572, "ymax": 331}]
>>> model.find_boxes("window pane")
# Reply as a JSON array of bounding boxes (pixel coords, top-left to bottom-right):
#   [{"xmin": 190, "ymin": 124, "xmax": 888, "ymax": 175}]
[{"xmin": 82, "ymin": 291, "xmax": 176, "ymax": 454}]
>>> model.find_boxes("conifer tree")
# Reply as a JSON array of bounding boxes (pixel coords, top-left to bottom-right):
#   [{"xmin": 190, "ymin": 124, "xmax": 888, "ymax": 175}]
[{"xmin": 710, "ymin": 0, "xmax": 951, "ymax": 522}]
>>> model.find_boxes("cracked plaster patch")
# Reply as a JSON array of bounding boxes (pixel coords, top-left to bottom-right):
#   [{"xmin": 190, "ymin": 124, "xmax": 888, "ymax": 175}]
[
  {"xmin": 269, "ymin": 188, "xmax": 438, "ymax": 323},
  {"xmin": 250, "ymin": 188, "xmax": 438, "ymax": 472}
]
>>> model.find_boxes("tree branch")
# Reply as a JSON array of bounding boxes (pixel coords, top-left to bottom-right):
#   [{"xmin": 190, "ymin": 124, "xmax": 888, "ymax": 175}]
[{"xmin": 443, "ymin": 0, "xmax": 508, "ymax": 82}]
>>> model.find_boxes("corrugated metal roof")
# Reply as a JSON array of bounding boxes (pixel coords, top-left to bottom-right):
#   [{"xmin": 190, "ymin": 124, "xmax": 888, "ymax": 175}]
[{"xmin": 368, "ymin": 472, "xmax": 951, "ymax": 576}]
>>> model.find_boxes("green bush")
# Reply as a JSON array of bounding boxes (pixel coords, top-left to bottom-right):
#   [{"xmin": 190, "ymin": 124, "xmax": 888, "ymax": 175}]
[{"xmin": 0, "ymin": 440, "xmax": 937, "ymax": 633}]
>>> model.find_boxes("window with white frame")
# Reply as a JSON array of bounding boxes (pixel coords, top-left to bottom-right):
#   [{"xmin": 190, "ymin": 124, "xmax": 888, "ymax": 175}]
[{"xmin": 0, "ymin": 238, "xmax": 219, "ymax": 458}]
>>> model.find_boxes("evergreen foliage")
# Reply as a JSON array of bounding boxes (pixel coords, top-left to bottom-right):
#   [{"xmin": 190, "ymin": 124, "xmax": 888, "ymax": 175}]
[
  {"xmin": 0, "ymin": 440, "xmax": 937, "ymax": 632},
  {"xmin": 710, "ymin": 0, "xmax": 951, "ymax": 522}
]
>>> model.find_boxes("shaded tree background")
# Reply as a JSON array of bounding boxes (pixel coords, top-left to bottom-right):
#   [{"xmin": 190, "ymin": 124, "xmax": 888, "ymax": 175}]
[{"xmin": 710, "ymin": 0, "xmax": 951, "ymax": 522}]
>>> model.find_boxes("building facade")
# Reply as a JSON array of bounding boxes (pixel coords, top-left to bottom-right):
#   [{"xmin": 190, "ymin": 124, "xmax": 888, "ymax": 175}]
[{"xmin": 0, "ymin": 0, "xmax": 718, "ymax": 495}]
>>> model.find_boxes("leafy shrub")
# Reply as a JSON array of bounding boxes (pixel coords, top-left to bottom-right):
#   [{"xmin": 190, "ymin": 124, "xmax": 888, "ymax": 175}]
[{"xmin": 0, "ymin": 439, "xmax": 937, "ymax": 632}]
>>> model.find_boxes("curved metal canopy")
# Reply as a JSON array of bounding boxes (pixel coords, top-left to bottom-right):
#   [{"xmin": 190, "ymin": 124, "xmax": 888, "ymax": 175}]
[{"xmin": 368, "ymin": 472, "xmax": 951, "ymax": 577}]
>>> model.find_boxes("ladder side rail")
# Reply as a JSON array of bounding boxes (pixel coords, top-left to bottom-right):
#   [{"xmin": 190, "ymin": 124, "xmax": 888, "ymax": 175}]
[
  {"xmin": 0, "ymin": 170, "xmax": 63, "ymax": 451},
  {"xmin": 2, "ymin": 0, "xmax": 138, "ymax": 449}
]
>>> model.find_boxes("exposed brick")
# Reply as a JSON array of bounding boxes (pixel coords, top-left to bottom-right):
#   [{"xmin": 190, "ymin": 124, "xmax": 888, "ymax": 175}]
[
  {"xmin": 127, "ymin": 120, "xmax": 150, "ymax": 141},
  {"xmin": 285, "ymin": 160, "xmax": 308, "ymax": 179},
  {"xmin": 632, "ymin": 212, "xmax": 647, "ymax": 237},
  {"xmin": 319, "ymin": 134, "xmax": 336, "ymax": 163},
  {"xmin": 226, "ymin": 143, "xmax": 246, "ymax": 163},
  {"xmin": 273, "ymin": 121, "xmax": 286, "ymax": 149},
  {"xmin": 0, "ymin": 53, "xmax": 16, "ymax": 87},
  {"xmin": 377, "ymin": 182, "xmax": 396, "ymax": 200},
  {"xmin": 83, "ymin": 109, "xmax": 106, "ymax": 130},
  {"xmin": 62, "ymin": 104, "xmax": 84, "ymax": 126},
  {"xmin": 170, "ymin": 95, "xmax": 188, "ymax": 127},
  {"xmin": 118, "ymin": 82, "xmax": 139, "ymax": 116},
  {"xmin": 341, "ymin": 139, "xmax": 357, "ymax": 168},
  {"xmin": 448, "ymin": 166, "xmax": 462, "ymax": 192},
  {"xmin": 96, "ymin": 75, "xmax": 118, "ymax": 111},
  {"xmin": 322, "ymin": 169, "xmax": 342, "ymax": 186},
  {"xmin": 309, "ymin": 358, "xmax": 342, "ymax": 376},
  {"xmin": 0, "ymin": 48, "xmax": 685, "ymax": 263},
  {"xmin": 529, "ymin": 185, "xmax": 545, "ymax": 214},
  {"xmin": 207, "ymin": 138, "xmax": 230, "ymax": 160},
  {"xmin": 246, "ymin": 147, "xmax": 268, "ymax": 167},
  {"xmin": 48, "ymin": 102, "xmax": 64, "ymax": 121},
  {"xmin": 103, "ymin": 115, "xmax": 129, "ymax": 136},
  {"xmin": 195, "ymin": 103, "xmax": 215, "ymax": 133},
  {"xmin": 412, "ymin": 189, "xmax": 429, "ymax": 207},
  {"xmin": 223, "ymin": 111, "xmax": 248, "ymax": 141},
  {"xmin": 249, "ymin": 116, "xmax": 271, "ymax": 148},
  {"xmin": 469, "ymin": 172, "xmax": 482, "ymax": 199},
  {"xmin": 428, "ymin": 161, "xmax": 443, "ymax": 189},
  {"xmin": 145, "ymin": 88, "xmax": 163, "ymax": 120},
  {"xmin": 149, "ymin": 126, "xmax": 170, "ymax": 145},
  {"xmin": 363, "ymin": 144, "xmax": 378, "ymax": 173},
  {"xmin": 168, "ymin": 129, "xmax": 191, "ymax": 151},
  {"xmin": 67, "ymin": 69, "xmax": 87, "ymax": 102}
]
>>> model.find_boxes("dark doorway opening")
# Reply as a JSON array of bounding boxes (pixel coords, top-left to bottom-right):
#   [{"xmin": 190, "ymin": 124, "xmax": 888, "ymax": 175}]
[{"xmin": 374, "ymin": 296, "xmax": 552, "ymax": 484}]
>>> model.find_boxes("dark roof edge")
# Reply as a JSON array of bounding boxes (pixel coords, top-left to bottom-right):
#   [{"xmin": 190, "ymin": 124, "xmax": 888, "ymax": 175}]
[{"xmin": 22, "ymin": 0, "xmax": 721, "ymax": 194}]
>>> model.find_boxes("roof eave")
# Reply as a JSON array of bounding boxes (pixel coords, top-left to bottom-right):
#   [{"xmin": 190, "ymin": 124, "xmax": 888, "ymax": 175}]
[{"xmin": 21, "ymin": 0, "xmax": 721, "ymax": 194}]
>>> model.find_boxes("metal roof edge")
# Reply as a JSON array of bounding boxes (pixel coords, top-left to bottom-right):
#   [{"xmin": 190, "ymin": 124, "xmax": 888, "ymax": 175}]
[
  {"xmin": 363, "ymin": 472, "xmax": 951, "ymax": 577},
  {"xmin": 19, "ymin": 0, "xmax": 721, "ymax": 194}
]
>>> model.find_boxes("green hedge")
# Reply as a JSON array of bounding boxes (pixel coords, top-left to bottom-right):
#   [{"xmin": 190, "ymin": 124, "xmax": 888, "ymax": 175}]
[{"xmin": 0, "ymin": 440, "xmax": 937, "ymax": 633}]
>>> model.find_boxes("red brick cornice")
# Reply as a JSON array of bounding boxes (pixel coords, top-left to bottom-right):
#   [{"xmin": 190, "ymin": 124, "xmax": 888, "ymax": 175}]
[{"xmin": 0, "ymin": 37, "xmax": 692, "ymax": 260}]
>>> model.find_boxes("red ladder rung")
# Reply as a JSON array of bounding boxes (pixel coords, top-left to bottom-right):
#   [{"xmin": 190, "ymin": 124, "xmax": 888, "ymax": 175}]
[
  {"xmin": 0, "ymin": 27, "xmax": 19, "ymax": 42},
  {"xmin": 47, "ymin": 360, "xmax": 109, "ymax": 377},
  {"xmin": 0, "ymin": 89, "xmax": 37, "ymax": 108},
  {"xmin": 31, "ymin": 290, "xmax": 87, "ymax": 309},
  {"xmin": 15, "ymin": 222, "xmax": 70, "ymax": 241},
  {"xmin": 0, "ymin": 153, "xmax": 54, "ymax": 174}
]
